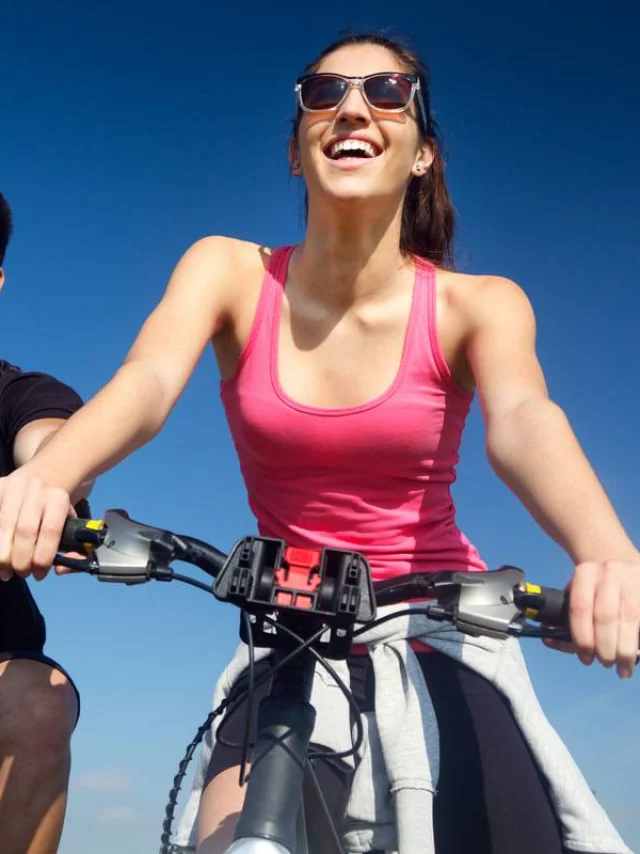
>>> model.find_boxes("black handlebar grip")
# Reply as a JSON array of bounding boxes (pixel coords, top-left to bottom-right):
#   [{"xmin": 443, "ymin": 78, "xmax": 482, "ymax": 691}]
[
  {"xmin": 536, "ymin": 586, "xmax": 570, "ymax": 626},
  {"xmin": 515, "ymin": 583, "xmax": 569, "ymax": 626},
  {"xmin": 59, "ymin": 518, "xmax": 107, "ymax": 552}
]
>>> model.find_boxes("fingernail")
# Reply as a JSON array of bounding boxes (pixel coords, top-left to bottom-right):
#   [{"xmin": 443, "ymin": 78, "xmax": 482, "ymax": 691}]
[
  {"xmin": 619, "ymin": 666, "xmax": 633, "ymax": 680},
  {"xmin": 578, "ymin": 654, "xmax": 594, "ymax": 666},
  {"xmin": 0, "ymin": 571, "xmax": 12, "ymax": 582}
]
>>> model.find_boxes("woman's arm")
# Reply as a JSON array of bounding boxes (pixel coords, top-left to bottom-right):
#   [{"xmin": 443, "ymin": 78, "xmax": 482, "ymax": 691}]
[
  {"xmin": 463, "ymin": 276, "xmax": 640, "ymax": 677},
  {"xmin": 13, "ymin": 418, "xmax": 94, "ymax": 503},
  {"xmin": 0, "ymin": 236, "xmax": 246, "ymax": 577}
]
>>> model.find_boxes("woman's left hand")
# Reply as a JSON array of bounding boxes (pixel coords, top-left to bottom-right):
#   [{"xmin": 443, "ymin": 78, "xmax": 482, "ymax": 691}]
[{"xmin": 544, "ymin": 559, "xmax": 640, "ymax": 678}]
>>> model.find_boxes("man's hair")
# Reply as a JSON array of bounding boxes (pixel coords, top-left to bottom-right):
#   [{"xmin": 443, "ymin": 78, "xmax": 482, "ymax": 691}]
[{"xmin": 0, "ymin": 192, "xmax": 13, "ymax": 265}]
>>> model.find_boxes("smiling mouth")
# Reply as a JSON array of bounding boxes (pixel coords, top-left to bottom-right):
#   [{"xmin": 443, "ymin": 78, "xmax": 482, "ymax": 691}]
[{"xmin": 324, "ymin": 139, "xmax": 382, "ymax": 160}]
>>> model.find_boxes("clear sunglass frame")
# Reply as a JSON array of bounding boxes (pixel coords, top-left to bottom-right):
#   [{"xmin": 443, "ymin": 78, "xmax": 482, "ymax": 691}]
[{"xmin": 295, "ymin": 72, "xmax": 428, "ymax": 132}]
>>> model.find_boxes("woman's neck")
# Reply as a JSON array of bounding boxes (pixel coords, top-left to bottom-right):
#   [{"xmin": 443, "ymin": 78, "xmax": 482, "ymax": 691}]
[{"xmin": 293, "ymin": 200, "xmax": 411, "ymax": 306}]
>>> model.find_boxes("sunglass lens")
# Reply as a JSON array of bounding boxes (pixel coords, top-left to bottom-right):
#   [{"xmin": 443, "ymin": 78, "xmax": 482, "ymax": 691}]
[
  {"xmin": 364, "ymin": 74, "xmax": 413, "ymax": 110},
  {"xmin": 300, "ymin": 76, "xmax": 347, "ymax": 110}
]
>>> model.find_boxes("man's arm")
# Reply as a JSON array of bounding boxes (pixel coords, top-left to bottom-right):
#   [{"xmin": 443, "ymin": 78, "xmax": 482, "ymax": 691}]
[{"xmin": 0, "ymin": 369, "xmax": 95, "ymax": 581}]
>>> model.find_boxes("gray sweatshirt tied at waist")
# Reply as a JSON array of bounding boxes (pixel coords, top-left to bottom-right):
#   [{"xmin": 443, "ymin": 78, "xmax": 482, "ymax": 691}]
[{"xmin": 174, "ymin": 605, "xmax": 632, "ymax": 854}]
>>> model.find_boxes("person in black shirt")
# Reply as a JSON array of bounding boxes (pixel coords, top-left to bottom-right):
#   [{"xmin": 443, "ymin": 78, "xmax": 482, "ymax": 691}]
[{"xmin": 0, "ymin": 193, "xmax": 91, "ymax": 854}]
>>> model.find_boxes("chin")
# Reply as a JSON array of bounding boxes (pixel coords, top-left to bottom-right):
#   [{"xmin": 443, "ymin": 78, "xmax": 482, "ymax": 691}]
[{"xmin": 317, "ymin": 175, "xmax": 387, "ymax": 206}]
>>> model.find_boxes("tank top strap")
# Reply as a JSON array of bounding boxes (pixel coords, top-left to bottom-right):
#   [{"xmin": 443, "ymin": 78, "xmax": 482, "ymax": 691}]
[
  {"xmin": 267, "ymin": 245, "xmax": 295, "ymax": 289},
  {"xmin": 405, "ymin": 255, "xmax": 440, "ymax": 383},
  {"xmin": 410, "ymin": 255, "xmax": 473, "ymax": 399},
  {"xmin": 263, "ymin": 245, "xmax": 294, "ymax": 331},
  {"xmin": 223, "ymin": 246, "xmax": 294, "ymax": 386},
  {"xmin": 260, "ymin": 245, "xmax": 294, "ymax": 327}
]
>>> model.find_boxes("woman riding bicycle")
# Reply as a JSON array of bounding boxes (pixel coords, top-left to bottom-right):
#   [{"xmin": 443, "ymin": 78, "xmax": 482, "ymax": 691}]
[{"xmin": 0, "ymin": 30, "xmax": 637, "ymax": 854}]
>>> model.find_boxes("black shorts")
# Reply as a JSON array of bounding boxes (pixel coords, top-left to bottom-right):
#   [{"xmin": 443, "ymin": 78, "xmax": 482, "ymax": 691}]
[
  {"xmin": 207, "ymin": 652, "xmax": 586, "ymax": 854},
  {"xmin": 0, "ymin": 575, "xmax": 46, "ymax": 653},
  {"xmin": 0, "ymin": 575, "xmax": 80, "ymax": 722}
]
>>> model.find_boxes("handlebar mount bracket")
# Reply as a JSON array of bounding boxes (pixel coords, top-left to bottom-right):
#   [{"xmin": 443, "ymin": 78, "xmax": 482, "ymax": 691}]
[{"xmin": 214, "ymin": 537, "xmax": 376, "ymax": 658}]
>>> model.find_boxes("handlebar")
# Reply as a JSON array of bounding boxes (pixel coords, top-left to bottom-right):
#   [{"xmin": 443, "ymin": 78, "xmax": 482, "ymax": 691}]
[
  {"xmin": 61, "ymin": 511, "xmax": 635, "ymax": 854},
  {"xmin": 55, "ymin": 510, "xmax": 583, "ymax": 650}
]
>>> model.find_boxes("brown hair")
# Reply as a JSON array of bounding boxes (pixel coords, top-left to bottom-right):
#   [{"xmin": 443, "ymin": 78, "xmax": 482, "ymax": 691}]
[
  {"xmin": 0, "ymin": 192, "xmax": 13, "ymax": 266},
  {"xmin": 292, "ymin": 32, "xmax": 455, "ymax": 269}
]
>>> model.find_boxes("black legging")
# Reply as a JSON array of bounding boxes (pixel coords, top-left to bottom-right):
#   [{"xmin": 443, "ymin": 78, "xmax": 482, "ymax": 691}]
[{"xmin": 208, "ymin": 652, "xmax": 593, "ymax": 853}]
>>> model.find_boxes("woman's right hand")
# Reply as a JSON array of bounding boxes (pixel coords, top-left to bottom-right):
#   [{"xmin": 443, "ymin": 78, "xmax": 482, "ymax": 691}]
[{"xmin": 0, "ymin": 468, "xmax": 73, "ymax": 581}]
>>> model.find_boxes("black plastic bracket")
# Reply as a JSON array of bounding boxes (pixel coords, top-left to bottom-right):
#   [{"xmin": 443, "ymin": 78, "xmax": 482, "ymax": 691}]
[{"xmin": 213, "ymin": 537, "xmax": 376, "ymax": 658}]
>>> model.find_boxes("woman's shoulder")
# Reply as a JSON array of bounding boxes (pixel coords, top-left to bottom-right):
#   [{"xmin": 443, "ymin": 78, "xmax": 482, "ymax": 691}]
[
  {"xmin": 184, "ymin": 235, "xmax": 275, "ymax": 277},
  {"xmin": 435, "ymin": 268, "xmax": 534, "ymax": 325},
  {"xmin": 182, "ymin": 238, "xmax": 288, "ymax": 342},
  {"xmin": 177, "ymin": 237, "xmax": 281, "ymax": 321}
]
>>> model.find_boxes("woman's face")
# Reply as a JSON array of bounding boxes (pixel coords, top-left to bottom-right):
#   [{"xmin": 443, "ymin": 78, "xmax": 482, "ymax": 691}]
[{"xmin": 293, "ymin": 43, "xmax": 432, "ymax": 211}]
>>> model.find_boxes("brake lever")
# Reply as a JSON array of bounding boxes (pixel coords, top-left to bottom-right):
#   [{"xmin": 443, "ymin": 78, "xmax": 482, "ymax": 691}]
[
  {"xmin": 54, "ymin": 553, "xmax": 100, "ymax": 573},
  {"xmin": 56, "ymin": 509, "xmax": 175, "ymax": 585},
  {"xmin": 433, "ymin": 566, "xmax": 528, "ymax": 639}
]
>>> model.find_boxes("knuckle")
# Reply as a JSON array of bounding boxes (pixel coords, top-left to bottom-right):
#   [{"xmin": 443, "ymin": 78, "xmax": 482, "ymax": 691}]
[
  {"xmin": 569, "ymin": 597, "xmax": 591, "ymax": 619},
  {"xmin": 39, "ymin": 520, "xmax": 63, "ymax": 540},
  {"xmin": 575, "ymin": 561, "xmax": 598, "ymax": 576},
  {"xmin": 619, "ymin": 600, "xmax": 640, "ymax": 623},
  {"xmin": 25, "ymin": 475, "xmax": 43, "ymax": 494},
  {"xmin": 593, "ymin": 603, "xmax": 618, "ymax": 623},
  {"xmin": 14, "ymin": 522, "xmax": 36, "ymax": 543},
  {"xmin": 51, "ymin": 487, "xmax": 69, "ymax": 504},
  {"xmin": 603, "ymin": 561, "xmax": 622, "ymax": 577}
]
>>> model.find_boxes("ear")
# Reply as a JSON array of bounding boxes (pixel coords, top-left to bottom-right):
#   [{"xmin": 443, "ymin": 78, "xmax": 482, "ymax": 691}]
[
  {"xmin": 412, "ymin": 141, "xmax": 435, "ymax": 178},
  {"xmin": 0, "ymin": 268, "xmax": 4, "ymax": 292},
  {"xmin": 288, "ymin": 138, "xmax": 302, "ymax": 176}
]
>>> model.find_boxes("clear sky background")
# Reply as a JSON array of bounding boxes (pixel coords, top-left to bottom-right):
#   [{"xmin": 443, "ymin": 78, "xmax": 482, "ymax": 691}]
[{"xmin": 2, "ymin": 0, "xmax": 639, "ymax": 851}]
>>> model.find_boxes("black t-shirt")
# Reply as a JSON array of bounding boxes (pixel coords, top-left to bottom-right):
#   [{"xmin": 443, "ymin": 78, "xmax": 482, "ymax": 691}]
[
  {"xmin": 0, "ymin": 359, "xmax": 87, "ymax": 654},
  {"xmin": 0, "ymin": 359, "xmax": 83, "ymax": 477}
]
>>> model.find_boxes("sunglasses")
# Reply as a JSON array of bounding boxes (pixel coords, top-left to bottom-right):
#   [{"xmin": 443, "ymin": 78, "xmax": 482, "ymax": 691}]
[{"xmin": 295, "ymin": 72, "xmax": 428, "ymax": 133}]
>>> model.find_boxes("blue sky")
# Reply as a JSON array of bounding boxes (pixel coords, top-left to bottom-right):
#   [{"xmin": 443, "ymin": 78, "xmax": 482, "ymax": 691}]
[{"xmin": 2, "ymin": 0, "xmax": 639, "ymax": 851}]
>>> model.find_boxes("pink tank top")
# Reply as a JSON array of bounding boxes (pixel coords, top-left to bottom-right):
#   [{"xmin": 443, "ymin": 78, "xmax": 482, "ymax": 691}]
[{"xmin": 221, "ymin": 247, "xmax": 487, "ymax": 582}]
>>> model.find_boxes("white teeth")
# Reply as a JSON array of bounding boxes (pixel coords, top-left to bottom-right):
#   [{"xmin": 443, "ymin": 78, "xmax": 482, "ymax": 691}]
[{"xmin": 329, "ymin": 139, "xmax": 378, "ymax": 159}]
